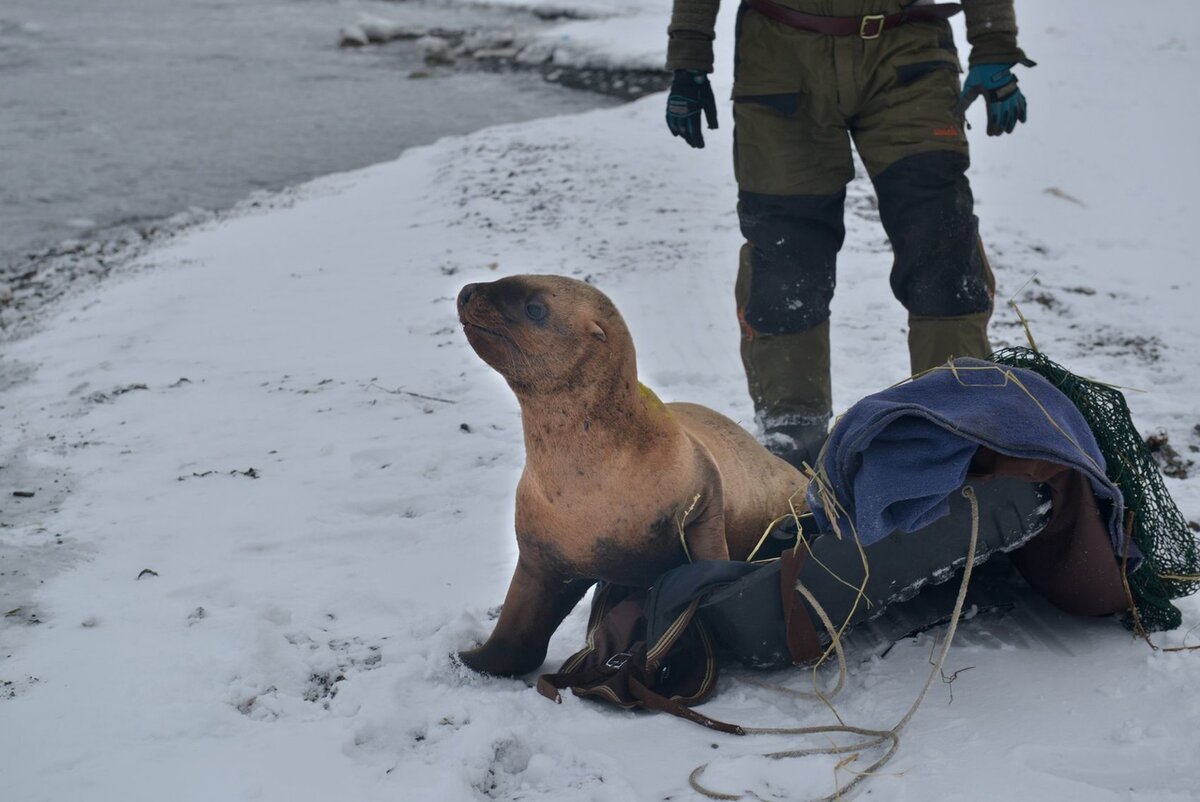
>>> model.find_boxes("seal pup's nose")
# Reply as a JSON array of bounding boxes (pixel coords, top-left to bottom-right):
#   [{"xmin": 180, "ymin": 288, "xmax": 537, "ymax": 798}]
[{"xmin": 457, "ymin": 283, "xmax": 478, "ymax": 312}]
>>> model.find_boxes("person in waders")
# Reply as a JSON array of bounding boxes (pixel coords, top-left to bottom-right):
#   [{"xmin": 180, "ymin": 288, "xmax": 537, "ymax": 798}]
[{"xmin": 664, "ymin": 0, "xmax": 1034, "ymax": 469}]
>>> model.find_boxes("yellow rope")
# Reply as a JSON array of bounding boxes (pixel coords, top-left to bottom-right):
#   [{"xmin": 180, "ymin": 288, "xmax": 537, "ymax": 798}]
[
  {"xmin": 676, "ymin": 492, "xmax": 702, "ymax": 563},
  {"xmin": 1009, "ymin": 295, "xmax": 1040, "ymax": 353}
]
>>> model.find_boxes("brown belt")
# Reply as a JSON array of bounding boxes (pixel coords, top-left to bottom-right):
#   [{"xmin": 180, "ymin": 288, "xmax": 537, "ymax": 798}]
[{"xmin": 746, "ymin": 0, "xmax": 961, "ymax": 39}]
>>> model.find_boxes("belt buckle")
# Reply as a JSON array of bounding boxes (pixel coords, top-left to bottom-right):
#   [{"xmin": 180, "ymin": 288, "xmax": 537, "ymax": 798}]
[{"xmin": 860, "ymin": 14, "xmax": 885, "ymax": 39}]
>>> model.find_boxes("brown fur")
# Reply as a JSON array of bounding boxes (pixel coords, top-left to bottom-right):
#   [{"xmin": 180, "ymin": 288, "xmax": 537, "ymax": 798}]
[{"xmin": 456, "ymin": 275, "xmax": 807, "ymax": 676}]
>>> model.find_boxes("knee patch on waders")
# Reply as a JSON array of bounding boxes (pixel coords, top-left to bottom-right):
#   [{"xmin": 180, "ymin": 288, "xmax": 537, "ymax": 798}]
[
  {"xmin": 872, "ymin": 151, "xmax": 993, "ymax": 319},
  {"xmin": 736, "ymin": 189, "xmax": 846, "ymax": 336}
]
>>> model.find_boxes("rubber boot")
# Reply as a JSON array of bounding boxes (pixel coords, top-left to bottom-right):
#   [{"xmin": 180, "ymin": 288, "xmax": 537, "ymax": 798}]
[
  {"xmin": 761, "ymin": 413, "xmax": 831, "ymax": 473},
  {"xmin": 736, "ymin": 249, "xmax": 834, "ymax": 469},
  {"xmin": 907, "ymin": 311, "xmax": 992, "ymax": 376},
  {"xmin": 739, "ymin": 318, "xmax": 833, "ymax": 471}
]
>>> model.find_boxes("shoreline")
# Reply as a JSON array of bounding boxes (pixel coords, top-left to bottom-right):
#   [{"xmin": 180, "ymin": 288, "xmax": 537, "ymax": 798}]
[
  {"xmin": 0, "ymin": 192, "xmax": 307, "ymax": 345},
  {"xmin": 338, "ymin": 15, "xmax": 672, "ymax": 100},
  {"xmin": 0, "ymin": 59, "xmax": 660, "ymax": 343},
  {"xmin": 0, "ymin": 1, "xmax": 662, "ymax": 342}
]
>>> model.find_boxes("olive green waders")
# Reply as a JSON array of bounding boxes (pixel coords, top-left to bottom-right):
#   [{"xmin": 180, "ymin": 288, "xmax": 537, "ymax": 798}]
[{"xmin": 732, "ymin": 2, "xmax": 995, "ymax": 466}]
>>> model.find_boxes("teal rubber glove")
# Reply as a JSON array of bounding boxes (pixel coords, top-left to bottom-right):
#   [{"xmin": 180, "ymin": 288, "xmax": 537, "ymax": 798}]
[
  {"xmin": 666, "ymin": 70, "xmax": 718, "ymax": 148},
  {"xmin": 958, "ymin": 63, "xmax": 1029, "ymax": 136}
]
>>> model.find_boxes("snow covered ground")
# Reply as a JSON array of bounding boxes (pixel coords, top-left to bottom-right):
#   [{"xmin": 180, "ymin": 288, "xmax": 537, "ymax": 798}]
[{"xmin": 2, "ymin": 1, "xmax": 1199, "ymax": 800}]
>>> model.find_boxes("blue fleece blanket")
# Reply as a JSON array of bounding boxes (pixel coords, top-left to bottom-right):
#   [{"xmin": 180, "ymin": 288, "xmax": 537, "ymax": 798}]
[{"xmin": 806, "ymin": 358, "xmax": 1132, "ymax": 563}]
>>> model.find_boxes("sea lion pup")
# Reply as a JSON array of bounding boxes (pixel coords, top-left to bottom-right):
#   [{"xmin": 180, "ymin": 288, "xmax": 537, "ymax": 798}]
[{"xmin": 456, "ymin": 275, "xmax": 807, "ymax": 676}]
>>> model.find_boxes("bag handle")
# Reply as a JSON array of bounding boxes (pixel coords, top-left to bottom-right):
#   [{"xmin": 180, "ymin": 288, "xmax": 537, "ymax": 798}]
[
  {"xmin": 628, "ymin": 674, "xmax": 745, "ymax": 735},
  {"xmin": 537, "ymin": 664, "xmax": 613, "ymax": 703},
  {"xmin": 538, "ymin": 651, "xmax": 743, "ymax": 734}
]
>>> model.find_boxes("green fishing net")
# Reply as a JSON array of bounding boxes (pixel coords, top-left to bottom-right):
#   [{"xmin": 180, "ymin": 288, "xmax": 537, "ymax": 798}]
[{"xmin": 989, "ymin": 346, "xmax": 1199, "ymax": 632}]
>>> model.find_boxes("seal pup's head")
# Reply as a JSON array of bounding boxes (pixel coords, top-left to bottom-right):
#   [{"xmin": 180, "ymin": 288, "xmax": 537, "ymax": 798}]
[{"xmin": 457, "ymin": 275, "xmax": 635, "ymax": 397}]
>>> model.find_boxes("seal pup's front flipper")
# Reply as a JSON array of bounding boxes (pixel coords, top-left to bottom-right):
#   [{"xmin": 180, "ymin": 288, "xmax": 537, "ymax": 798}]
[{"xmin": 458, "ymin": 557, "xmax": 593, "ymax": 677}]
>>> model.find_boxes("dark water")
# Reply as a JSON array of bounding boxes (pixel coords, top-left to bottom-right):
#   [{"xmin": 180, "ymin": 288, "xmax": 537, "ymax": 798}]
[{"xmin": 0, "ymin": 0, "xmax": 616, "ymax": 271}]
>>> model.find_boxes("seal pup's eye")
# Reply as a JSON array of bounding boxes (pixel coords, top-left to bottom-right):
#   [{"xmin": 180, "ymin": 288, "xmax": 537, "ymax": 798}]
[{"xmin": 525, "ymin": 302, "xmax": 547, "ymax": 321}]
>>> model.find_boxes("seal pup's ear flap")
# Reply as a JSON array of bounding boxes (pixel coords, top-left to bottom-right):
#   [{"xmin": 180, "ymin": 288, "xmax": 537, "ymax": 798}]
[{"xmin": 589, "ymin": 321, "xmax": 607, "ymax": 342}]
